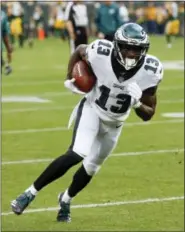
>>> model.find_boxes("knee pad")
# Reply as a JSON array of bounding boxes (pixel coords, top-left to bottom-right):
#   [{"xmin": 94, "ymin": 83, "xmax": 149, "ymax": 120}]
[{"xmin": 83, "ymin": 160, "xmax": 101, "ymax": 176}]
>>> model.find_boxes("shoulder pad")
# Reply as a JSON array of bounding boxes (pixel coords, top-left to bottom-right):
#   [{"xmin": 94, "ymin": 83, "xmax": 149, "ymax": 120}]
[
  {"xmin": 86, "ymin": 39, "xmax": 113, "ymax": 64},
  {"xmin": 143, "ymin": 54, "xmax": 164, "ymax": 85}
]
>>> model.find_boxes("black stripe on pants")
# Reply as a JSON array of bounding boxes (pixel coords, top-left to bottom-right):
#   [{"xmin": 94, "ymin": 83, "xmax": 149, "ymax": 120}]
[{"xmin": 69, "ymin": 98, "xmax": 86, "ymax": 150}]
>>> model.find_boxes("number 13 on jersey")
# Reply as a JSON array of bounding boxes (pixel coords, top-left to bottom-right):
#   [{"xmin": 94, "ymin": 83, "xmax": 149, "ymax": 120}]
[{"xmin": 95, "ymin": 85, "xmax": 131, "ymax": 114}]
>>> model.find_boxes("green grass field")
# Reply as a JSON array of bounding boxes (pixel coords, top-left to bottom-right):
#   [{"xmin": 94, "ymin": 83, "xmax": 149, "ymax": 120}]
[{"xmin": 1, "ymin": 36, "xmax": 184, "ymax": 231}]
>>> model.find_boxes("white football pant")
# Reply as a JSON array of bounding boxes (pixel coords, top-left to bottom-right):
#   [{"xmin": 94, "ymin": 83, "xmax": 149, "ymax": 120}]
[{"xmin": 69, "ymin": 98, "xmax": 123, "ymax": 176}]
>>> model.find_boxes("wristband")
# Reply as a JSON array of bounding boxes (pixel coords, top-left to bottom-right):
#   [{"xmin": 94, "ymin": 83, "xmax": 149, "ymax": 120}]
[{"xmin": 133, "ymin": 101, "xmax": 142, "ymax": 109}]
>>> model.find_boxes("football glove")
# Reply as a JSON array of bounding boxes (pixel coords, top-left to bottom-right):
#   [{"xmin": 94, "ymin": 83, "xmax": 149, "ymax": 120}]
[
  {"xmin": 64, "ymin": 78, "xmax": 86, "ymax": 95},
  {"xmin": 124, "ymin": 82, "xmax": 142, "ymax": 108}
]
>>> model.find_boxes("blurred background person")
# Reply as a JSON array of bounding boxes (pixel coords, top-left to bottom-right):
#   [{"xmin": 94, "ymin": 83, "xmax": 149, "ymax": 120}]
[
  {"xmin": 145, "ymin": 2, "xmax": 157, "ymax": 34},
  {"xmin": 95, "ymin": 1, "xmax": 122, "ymax": 41},
  {"xmin": 27, "ymin": 17, "xmax": 36, "ymax": 47},
  {"xmin": 165, "ymin": 1, "xmax": 180, "ymax": 48},
  {"xmin": 135, "ymin": 7, "xmax": 146, "ymax": 30},
  {"xmin": 64, "ymin": 0, "xmax": 89, "ymax": 54},
  {"xmin": 53, "ymin": 2, "xmax": 67, "ymax": 40},
  {"xmin": 127, "ymin": 2, "xmax": 137, "ymax": 22},
  {"xmin": 1, "ymin": 10, "xmax": 12, "ymax": 75},
  {"xmin": 33, "ymin": 5, "xmax": 44, "ymax": 33},
  {"xmin": 22, "ymin": 0, "xmax": 35, "ymax": 47},
  {"xmin": 156, "ymin": 5, "xmax": 167, "ymax": 35},
  {"xmin": 10, "ymin": 1, "xmax": 25, "ymax": 48},
  {"xmin": 178, "ymin": 1, "xmax": 184, "ymax": 37},
  {"xmin": 48, "ymin": 10, "xmax": 55, "ymax": 37},
  {"xmin": 86, "ymin": 1, "xmax": 97, "ymax": 37},
  {"xmin": 119, "ymin": 2, "xmax": 130, "ymax": 25},
  {"xmin": 1, "ymin": 1, "xmax": 184, "ymax": 51}
]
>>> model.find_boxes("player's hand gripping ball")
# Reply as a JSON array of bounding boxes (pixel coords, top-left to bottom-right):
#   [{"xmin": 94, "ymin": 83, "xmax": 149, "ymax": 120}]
[{"xmin": 72, "ymin": 60, "xmax": 96, "ymax": 93}]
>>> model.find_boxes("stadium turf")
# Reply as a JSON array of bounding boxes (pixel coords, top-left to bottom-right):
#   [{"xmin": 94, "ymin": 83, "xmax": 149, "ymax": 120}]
[{"xmin": 1, "ymin": 36, "xmax": 184, "ymax": 231}]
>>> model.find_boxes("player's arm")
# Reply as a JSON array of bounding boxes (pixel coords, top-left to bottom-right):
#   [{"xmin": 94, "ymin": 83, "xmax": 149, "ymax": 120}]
[
  {"xmin": 64, "ymin": 45, "xmax": 88, "ymax": 94},
  {"xmin": 65, "ymin": 21, "xmax": 75, "ymax": 40},
  {"xmin": 134, "ymin": 86, "xmax": 157, "ymax": 121},
  {"xmin": 66, "ymin": 44, "xmax": 88, "ymax": 80},
  {"xmin": 64, "ymin": 40, "xmax": 98, "ymax": 94}
]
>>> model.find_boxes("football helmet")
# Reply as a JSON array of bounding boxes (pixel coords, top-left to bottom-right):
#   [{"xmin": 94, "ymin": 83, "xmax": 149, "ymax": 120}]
[{"xmin": 114, "ymin": 23, "xmax": 150, "ymax": 70}]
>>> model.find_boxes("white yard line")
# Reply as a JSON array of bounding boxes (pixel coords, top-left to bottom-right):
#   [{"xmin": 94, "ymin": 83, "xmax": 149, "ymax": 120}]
[
  {"xmin": 159, "ymin": 86, "xmax": 184, "ymax": 91},
  {"xmin": 2, "ymin": 77, "xmax": 183, "ymax": 87},
  {"xmin": 2, "ymin": 127, "xmax": 67, "ymax": 134},
  {"xmin": 1, "ymin": 119, "xmax": 184, "ymax": 135},
  {"xmin": 2, "ymin": 92, "xmax": 71, "ymax": 97},
  {"xmin": 2, "ymin": 196, "xmax": 184, "ymax": 216},
  {"xmin": 2, "ymin": 148, "xmax": 184, "ymax": 165},
  {"xmin": 38, "ymin": 88, "xmax": 183, "ymax": 97},
  {"xmin": 160, "ymin": 99, "xmax": 184, "ymax": 104},
  {"xmin": 2, "ymin": 106, "xmax": 74, "ymax": 113},
  {"xmin": 5, "ymin": 65, "xmax": 66, "ymax": 71},
  {"xmin": 2, "ymin": 99, "xmax": 184, "ymax": 114},
  {"xmin": 1, "ymin": 86, "xmax": 184, "ymax": 98},
  {"xmin": 2, "ymin": 80, "xmax": 63, "ymax": 86},
  {"xmin": 112, "ymin": 148, "xmax": 184, "ymax": 157}
]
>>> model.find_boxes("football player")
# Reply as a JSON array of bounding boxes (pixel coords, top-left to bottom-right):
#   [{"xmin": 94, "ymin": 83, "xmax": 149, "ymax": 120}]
[
  {"xmin": 165, "ymin": 2, "xmax": 180, "ymax": 48},
  {"xmin": 11, "ymin": 23, "xmax": 163, "ymax": 223},
  {"xmin": 1, "ymin": 10, "xmax": 12, "ymax": 75}
]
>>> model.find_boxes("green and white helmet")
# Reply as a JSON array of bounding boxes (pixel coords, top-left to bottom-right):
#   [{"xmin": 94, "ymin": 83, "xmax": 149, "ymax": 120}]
[{"xmin": 114, "ymin": 23, "xmax": 150, "ymax": 70}]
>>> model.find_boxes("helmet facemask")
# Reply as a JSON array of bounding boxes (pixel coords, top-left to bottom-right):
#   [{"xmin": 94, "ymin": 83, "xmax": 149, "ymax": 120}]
[{"xmin": 114, "ymin": 41, "xmax": 149, "ymax": 70}]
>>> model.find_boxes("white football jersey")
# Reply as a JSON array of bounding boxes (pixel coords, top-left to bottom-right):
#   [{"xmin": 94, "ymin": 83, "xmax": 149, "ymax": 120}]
[{"xmin": 85, "ymin": 39, "xmax": 163, "ymax": 123}]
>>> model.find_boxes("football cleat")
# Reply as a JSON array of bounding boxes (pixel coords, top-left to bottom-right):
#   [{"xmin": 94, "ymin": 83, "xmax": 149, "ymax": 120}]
[
  {"xmin": 11, "ymin": 191, "xmax": 35, "ymax": 215},
  {"xmin": 4, "ymin": 65, "xmax": 12, "ymax": 75},
  {"xmin": 57, "ymin": 193, "xmax": 71, "ymax": 223}
]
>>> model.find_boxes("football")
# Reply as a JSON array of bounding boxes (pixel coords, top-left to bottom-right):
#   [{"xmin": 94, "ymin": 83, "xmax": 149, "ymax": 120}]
[{"xmin": 72, "ymin": 60, "xmax": 96, "ymax": 93}]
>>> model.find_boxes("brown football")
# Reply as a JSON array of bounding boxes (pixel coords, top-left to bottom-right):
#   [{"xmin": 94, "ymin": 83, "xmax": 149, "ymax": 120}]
[{"xmin": 72, "ymin": 60, "xmax": 96, "ymax": 93}]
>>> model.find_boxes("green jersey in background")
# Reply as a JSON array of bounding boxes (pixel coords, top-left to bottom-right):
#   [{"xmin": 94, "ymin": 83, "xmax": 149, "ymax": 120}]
[{"xmin": 1, "ymin": 10, "xmax": 10, "ymax": 50}]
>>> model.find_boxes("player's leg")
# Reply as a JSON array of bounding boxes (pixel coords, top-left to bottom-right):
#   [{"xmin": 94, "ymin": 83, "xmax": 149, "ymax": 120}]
[
  {"xmin": 57, "ymin": 121, "xmax": 123, "ymax": 222},
  {"xmin": 4, "ymin": 54, "xmax": 12, "ymax": 75},
  {"xmin": 75, "ymin": 122, "xmax": 123, "ymax": 202},
  {"xmin": 165, "ymin": 21, "xmax": 172, "ymax": 48},
  {"xmin": 11, "ymin": 98, "xmax": 95, "ymax": 215},
  {"xmin": 1, "ymin": 52, "xmax": 4, "ymax": 73},
  {"xmin": 69, "ymin": 38, "xmax": 76, "ymax": 55},
  {"xmin": 65, "ymin": 122, "xmax": 124, "ymax": 198},
  {"xmin": 74, "ymin": 29, "xmax": 88, "ymax": 50},
  {"xmin": 32, "ymin": 97, "xmax": 88, "ymax": 192},
  {"xmin": 2, "ymin": 52, "xmax": 12, "ymax": 76},
  {"xmin": 57, "ymin": 138, "xmax": 101, "ymax": 223},
  {"xmin": 18, "ymin": 34, "xmax": 24, "ymax": 48},
  {"xmin": 57, "ymin": 101, "xmax": 100, "ymax": 222},
  {"xmin": 74, "ymin": 34, "xmax": 81, "ymax": 50},
  {"xmin": 172, "ymin": 19, "xmax": 180, "ymax": 39},
  {"xmin": 11, "ymin": 149, "xmax": 83, "ymax": 213},
  {"xmin": 28, "ymin": 31, "xmax": 34, "ymax": 48},
  {"xmin": 84, "ymin": 121, "xmax": 123, "ymax": 174},
  {"xmin": 80, "ymin": 28, "xmax": 88, "ymax": 45}
]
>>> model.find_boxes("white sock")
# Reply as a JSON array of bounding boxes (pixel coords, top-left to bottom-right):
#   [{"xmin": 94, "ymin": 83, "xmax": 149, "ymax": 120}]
[
  {"xmin": 62, "ymin": 189, "xmax": 72, "ymax": 203},
  {"xmin": 5, "ymin": 62, "xmax": 9, "ymax": 68},
  {"xmin": 25, "ymin": 184, "xmax": 38, "ymax": 196}
]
